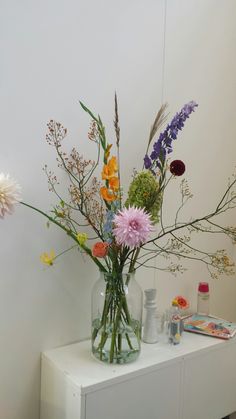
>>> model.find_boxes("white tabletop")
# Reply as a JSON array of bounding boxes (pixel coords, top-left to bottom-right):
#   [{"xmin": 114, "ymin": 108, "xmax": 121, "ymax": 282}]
[{"xmin": 42, "ymin": 332, "xmax": 235, "ymax": 394}]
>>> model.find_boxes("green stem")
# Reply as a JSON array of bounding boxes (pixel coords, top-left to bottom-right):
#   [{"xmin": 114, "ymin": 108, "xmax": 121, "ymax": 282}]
[
  {"xmin": 92, "ymin": 273, "xmax": 139, "ymax": 363},
  {"xmin": 54, "ymin": 245, "xmax": 78, "ymax": 260},
  {"xmin": 128, "ymin": 248, "xmax": 141, "ymax": 273},
  {"xmin": 118, "ymin": 333, "xmax": 122, "ymax": 353},
  {"xmin": 109, "ymin": 299, "xmax": 123, "ymax": 363},
  {"xmin": 125, "ymin": 333, "xmax": 133, "ymax": 350},
  {"xmin": 20, "ymin": 201, "xmax": 106, "ymax": 272}
]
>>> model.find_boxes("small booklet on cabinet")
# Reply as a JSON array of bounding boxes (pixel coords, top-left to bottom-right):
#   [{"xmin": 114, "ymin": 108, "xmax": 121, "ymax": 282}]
[{"xmin": 183, "ymin": 314, "xmax": 236, "ymax": 339}]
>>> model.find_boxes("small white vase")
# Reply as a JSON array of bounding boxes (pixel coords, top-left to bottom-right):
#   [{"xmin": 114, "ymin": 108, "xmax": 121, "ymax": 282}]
[{"xmin": 143, "ymin": 288, "xmax": 158, "ymax": 344}]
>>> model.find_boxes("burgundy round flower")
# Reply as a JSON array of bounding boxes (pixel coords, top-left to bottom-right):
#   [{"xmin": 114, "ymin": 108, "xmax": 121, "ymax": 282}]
[{"xmin": 170, "ymin": 160, "xmax": 185, "ymax": 176}]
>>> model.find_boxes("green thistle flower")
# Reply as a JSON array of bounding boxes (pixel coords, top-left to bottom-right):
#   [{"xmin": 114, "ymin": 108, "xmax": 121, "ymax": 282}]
[{"xmin": 125, "ymin": 171, "xmax": 162, "ymax": 224}]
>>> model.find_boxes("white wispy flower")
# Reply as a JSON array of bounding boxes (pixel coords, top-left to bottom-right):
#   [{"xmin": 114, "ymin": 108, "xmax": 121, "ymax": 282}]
[{"xmin": 0, "ymin": 173, "xmax": 21, "ymax": 219}]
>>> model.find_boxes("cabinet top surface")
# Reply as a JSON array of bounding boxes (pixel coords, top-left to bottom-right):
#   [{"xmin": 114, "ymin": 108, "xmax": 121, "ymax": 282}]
[{"xmin": 42, "ymin": 332, "xmax": 236, "ymax": 394}]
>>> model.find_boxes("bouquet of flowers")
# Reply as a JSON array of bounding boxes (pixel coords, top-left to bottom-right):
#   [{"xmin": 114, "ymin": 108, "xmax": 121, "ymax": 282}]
[{"xmin": 1, "ymin": 96, "xmax": 236, "ymax": 363}]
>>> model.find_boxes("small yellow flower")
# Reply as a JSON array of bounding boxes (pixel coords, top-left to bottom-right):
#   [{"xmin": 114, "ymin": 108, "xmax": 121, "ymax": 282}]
[
  {"xmin": 57, "ymin": 211, "xmax": 65, "ymax": 218},
  {"xmin": 76, "ymin": 232, "xmax": 88, "ymax": 246},
  {"xmin": 40, "ymin": 250, "xmax": 56, "ymax": 266}
]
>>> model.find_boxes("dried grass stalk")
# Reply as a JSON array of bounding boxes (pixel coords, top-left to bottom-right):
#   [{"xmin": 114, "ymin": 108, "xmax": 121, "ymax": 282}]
[{"xmin": 147, "ymin": 103, "xmax": 169, "ymax": 152}]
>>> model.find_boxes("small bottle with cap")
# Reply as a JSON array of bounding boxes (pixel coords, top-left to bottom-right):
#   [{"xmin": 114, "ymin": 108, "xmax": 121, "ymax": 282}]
[
  {"xmin": 169, "ymin": 299, "xmax": 181, "ymax": 345},
  {"xmin": 197, "ymin": 282, "xmax": 210, "ymax": 315}
]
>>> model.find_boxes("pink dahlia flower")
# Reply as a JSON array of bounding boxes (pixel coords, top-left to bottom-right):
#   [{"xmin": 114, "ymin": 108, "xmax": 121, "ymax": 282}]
[{"xmin": 113, "ymin": 207, "xmax": 152, "ymax": 249}]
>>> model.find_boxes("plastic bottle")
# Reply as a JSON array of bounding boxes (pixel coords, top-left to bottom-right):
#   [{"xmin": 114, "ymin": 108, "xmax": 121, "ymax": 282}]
[
  {"xmin": 197, "ymin": 282, "xmax": 210, "ymax": 315},
  {"xmin": 169, "ymin": 300, "xmax": 181, "ymax": 345}
]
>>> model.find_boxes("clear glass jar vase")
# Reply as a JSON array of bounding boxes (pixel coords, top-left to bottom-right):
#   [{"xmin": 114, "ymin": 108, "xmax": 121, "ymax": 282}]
[{"xmin": 91, "ymin": 271, "xmax": 143, "ymax": 364}]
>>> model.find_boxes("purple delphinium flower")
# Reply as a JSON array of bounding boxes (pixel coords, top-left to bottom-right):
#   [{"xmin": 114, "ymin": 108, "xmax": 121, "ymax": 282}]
[
  {"xmin": 144, "ymin": 101, "xmax": 198, "ymax": 171},
  {"xmin": 144, "ymin": 155, "xmax": 152, "ymax": 169}
]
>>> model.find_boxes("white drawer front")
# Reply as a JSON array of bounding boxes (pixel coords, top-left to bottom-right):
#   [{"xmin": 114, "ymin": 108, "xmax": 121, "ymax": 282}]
[{"xmin": 86, "ymin": 362, "xmax": 182, "ymax": 419}]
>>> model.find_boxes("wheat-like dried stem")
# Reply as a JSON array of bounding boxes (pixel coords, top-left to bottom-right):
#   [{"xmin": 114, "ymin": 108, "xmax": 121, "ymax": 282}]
[
  {"xmin": 114, "ymin": 92, "xmax": 120, "ymax": 147},
  {"xmin": 114, "ymin": 92, "xmax": 122, "ymax": 208},
  {"xmin": 146, "ymin": 103, "xmax": 169, "ymax": 155}
]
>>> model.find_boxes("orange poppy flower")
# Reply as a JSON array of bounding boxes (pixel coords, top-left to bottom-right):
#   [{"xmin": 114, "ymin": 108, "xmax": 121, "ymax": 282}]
[{"xmin": 100, "ymin": 186, "xmax": 117, "ymax": 202}]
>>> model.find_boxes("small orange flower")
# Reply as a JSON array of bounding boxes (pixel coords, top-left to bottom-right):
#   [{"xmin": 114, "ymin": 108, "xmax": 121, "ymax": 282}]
[
  {"xmin": 109, "ymin": 156, "xmax": 118, "ymax": 172},
  {"xmin": 102, "ymin": 164, "xmax": 111, "ymax": 180},
  {"xmin": 102, "ymin": 156, "xmax": 118, "ymax": 180},
  {"xmin": 174, "ymin": 295, "xmax": 189, "ymax": 310},
  {"xmin": 109, "ymin": 176, "xmax": 119, "ymax": 191},
  {"xmin": 100, "ymin": 186, "xmax": 117, "ymax": 202},
  {"xmin": 92, "ymin": 242, "xmax": 109, "ymax": 258}
]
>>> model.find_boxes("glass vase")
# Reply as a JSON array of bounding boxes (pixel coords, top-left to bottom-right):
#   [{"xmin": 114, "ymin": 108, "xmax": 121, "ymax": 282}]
[{"xmin": 91, "ymin": 271, "xmax": 143, "ymax": 364}]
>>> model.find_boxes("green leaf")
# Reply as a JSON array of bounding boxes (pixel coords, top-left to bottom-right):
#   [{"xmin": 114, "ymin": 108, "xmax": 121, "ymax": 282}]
[
  {"xmin": 98, "ymin": 115, "xmax": 106, "ymax": 149},
  {"xmin": 79, "ymin": 101, "xmax": 99, "ymax": 123}
]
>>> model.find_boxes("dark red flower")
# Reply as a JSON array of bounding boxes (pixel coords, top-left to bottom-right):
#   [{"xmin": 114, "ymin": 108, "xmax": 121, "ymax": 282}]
[{"xmin": 170, "ymin": 160, "xmax": 185, "ymax": 176}]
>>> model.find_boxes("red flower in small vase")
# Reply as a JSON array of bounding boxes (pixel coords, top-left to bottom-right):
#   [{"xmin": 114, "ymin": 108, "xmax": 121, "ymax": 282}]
[{"xmin": 174, "ymin": 295, "xmax": 189, "ymax": 310}]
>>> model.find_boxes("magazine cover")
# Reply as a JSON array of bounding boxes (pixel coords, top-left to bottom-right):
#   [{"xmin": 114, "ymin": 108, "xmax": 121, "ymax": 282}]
[{"xmin": 183, "ymin": 314, "xmax": 236, "ymax": 339}]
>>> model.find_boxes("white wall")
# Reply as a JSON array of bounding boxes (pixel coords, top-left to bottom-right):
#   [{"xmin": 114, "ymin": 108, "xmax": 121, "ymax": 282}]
[
  {"xmin": 1, "ymin": 1, "xmax": 236, "ymax": 419},
  {"xmin": 156, "ymin": 0, "xmax": 236, "ymax": 320}
]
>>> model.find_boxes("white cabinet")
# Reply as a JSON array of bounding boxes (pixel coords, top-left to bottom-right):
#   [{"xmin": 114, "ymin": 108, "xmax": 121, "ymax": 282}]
[
  {"xmin": 85, "ymin": 363, "xmax": 181, "ymax": 419},
  {"xmin": 182, "ymin": 342, "xmax": 236, "ymax": 419},
  {"xmin": 40, "ymin": 334, "xmax": 236, "ymax": 419}
]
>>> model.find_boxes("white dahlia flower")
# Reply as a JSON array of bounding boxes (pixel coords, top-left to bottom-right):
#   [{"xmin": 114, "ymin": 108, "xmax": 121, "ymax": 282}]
[{"xmin": 0, "ymin": 173, "xmax": 21, "ymax": 218}]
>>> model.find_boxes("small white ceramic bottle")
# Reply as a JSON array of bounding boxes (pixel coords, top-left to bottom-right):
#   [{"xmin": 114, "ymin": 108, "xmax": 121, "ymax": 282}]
[{"xmin": 142, "ymin": 288, "xmax": 159, "ymax": 343}]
